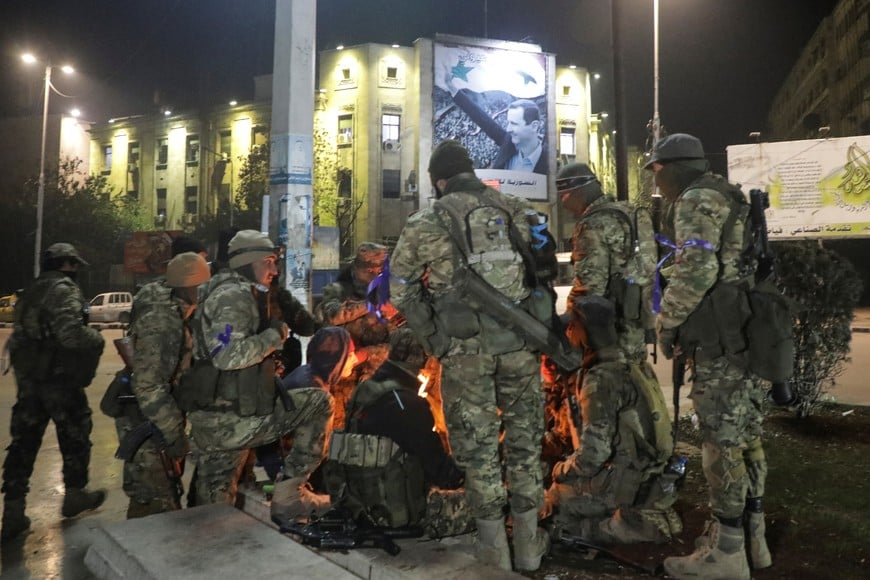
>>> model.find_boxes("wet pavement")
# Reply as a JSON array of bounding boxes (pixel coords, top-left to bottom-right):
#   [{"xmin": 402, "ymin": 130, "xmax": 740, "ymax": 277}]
[{"xmin": 0, "ymin": 313, "xmax": 869, "ymax": 578}]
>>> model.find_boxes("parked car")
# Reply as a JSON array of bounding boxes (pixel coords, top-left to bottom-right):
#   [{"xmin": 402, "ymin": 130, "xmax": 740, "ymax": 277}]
[
  {"xmin": 88, "ymin": 292, "xmax": 133, "ymax": 324},
  {"xmin": 0, "ymin": 293, "xmax": 17, "ymax": 323},
  {"xmin": 553, "ymin": 252, "xmax": 573, "ymax": 315}
]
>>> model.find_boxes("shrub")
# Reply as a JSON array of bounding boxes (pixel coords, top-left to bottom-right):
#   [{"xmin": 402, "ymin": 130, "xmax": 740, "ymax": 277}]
[{"xmin": 775, "ymin": 240, "xmax": 863, "ymax": 417}]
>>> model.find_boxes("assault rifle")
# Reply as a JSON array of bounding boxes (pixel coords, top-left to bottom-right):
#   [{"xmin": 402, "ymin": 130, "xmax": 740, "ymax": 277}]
[
  {"xmin": 274, "ymin": 510, "xmax": 424, "ymax": 556},
  {"xmin": 116, "ymin": 421, "xmax": 183, "ymax": 507},
  {"xmin": 559, "ymin": 532, "xmax": 661, "ymax": 575},
  {"xmin": 460, "ymin": 269, "xmax": 583, "ymax": 373},
  {"xmin": 748, "ymin": 189, "xmax": 774, "ymax": 282}
]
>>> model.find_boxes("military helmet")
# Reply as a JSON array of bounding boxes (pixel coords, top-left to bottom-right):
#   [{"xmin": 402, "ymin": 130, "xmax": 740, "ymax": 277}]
[
  {"xmin": 556, "ymin": 162, "xmax": 599, "ymax": 192},
  {"xmin": 43, "ymin": 242, "xmax": 89, "ymax": 266},
  {"xmin": 227, "ymin": 230, "xmax": 277, "ymax": 269},
  {"xmin": 644, "ymin": 133, "xmax": 705, "ymax": 169}
]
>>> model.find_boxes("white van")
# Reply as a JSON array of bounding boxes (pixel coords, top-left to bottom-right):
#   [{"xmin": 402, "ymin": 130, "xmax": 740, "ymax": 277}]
[{"xmin": 89, "ymin": 292, "xmax": 133, "ymax": 324}]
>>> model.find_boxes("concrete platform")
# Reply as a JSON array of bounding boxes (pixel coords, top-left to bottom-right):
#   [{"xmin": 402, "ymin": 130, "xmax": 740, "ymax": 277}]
[
  {"xmin": 235, "ymin": 485, "xmax": 523, "ymax": 580},
  {"xmin": 84, "ymin": 504, "xmax": 357, "ymax": 579},
  {"xmin": 84, "ymin": 487, "xmax": 524, "ymax": 580}
]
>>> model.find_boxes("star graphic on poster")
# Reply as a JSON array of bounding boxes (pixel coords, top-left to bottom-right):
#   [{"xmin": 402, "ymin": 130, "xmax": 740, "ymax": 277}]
[{"xmin": 451, "ymin": 60, "xmax": 473, "ymax": 82}]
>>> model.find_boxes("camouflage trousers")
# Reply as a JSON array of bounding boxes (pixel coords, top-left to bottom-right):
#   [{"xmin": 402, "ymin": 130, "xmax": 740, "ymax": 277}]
[
  {"xmin": 114, "ymin": 415, "xmax": 182, "ymax": 517},
  {"xmin": 425, "ymin": 487, "xmax": 474, "ymax": 538},
  {"xmin": 2, "ymin": 377, "xmax": 93, "ymax": 499},
  {"xmin": 691, "ymin": 355, "xmax": 767, "ymax": 518},
  {"xmin": 188, "ymin": 387, "xmax": 333, "ymax": 506},
  {"xmin": 440, "ymin": 342, "xmax": 544, "ymax": 520}
]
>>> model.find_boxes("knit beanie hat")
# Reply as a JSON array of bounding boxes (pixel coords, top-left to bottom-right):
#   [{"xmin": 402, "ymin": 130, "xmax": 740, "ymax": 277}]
[
  {"xmin": 428, "ymin": 140, "xmax": 474, "ymax": 184},
  {"xmin": 353, "ymin": 242, "xmax": 387, "ymax": 270},
  {"xmin": 166, "ymin": 252, "xmax": 211, "ymax": 288},
  {"xmin": 228, "ymin": 230, "xmax": 276, "ymax": 269}
]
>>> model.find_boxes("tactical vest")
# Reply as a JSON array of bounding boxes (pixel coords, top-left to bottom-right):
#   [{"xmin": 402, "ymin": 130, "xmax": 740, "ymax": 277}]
[
  {"xmin": 178, "ymin": 273, "xmax": 277, "ymax": 416},
  {"xmin": 9, "ymin": 275, "xmax": 99, "ymax": 386},
  {"xmin": 324, "ymin": 374, "xmax": 427, "ymax": 528},
  {"xmin": 581, "ymin": 200, "xmax": 657, "ymax": 329}
]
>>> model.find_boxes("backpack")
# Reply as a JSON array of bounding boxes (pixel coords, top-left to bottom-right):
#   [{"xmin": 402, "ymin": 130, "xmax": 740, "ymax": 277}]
[{"xmin": 672, "ymin": 176, "xmax": 794, "ymax": 382}]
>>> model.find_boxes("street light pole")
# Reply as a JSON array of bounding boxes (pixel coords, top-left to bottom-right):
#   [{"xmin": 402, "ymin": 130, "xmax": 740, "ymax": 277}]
[
  {"xmin": 652, "ymin": 0, "xmax": 661, "ymax": 144},
  {"xmin": 34, "ymin": 64, "xmax": 51, "ymax": 278}
]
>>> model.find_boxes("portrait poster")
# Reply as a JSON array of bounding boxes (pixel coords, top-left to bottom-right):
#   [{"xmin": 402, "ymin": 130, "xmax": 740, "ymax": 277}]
[
  {"xmin": 433, "ymin": 41, "xmax": 549, "ymax": 201},
  {"xmin": 727, "ymin": 136, "xmax": 870, "ymax": 239}
]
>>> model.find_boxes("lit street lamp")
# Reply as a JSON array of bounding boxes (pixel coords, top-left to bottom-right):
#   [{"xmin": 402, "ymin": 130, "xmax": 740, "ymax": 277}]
[{"xmin": 21, "ymin": 53, "xmax": 75, "ymax": 278}]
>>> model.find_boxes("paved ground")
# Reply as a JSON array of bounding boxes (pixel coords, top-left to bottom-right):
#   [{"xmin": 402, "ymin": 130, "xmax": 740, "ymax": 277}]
[{"xmin": 0, "ymin": 312, "xmax": 868, "ymax": 578}]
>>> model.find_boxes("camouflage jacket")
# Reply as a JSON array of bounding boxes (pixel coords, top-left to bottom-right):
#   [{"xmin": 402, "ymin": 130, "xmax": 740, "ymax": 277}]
[
  {"xmin": 659, "ymin": 173, "xmax": 746, "ymax": 329},
  {"xmin": 556, "ymin": 350, "xmax": 670, "ymax": 481},
  {"xmin": 192, "ymin": 270, "xmax": 284, "ymax": 370},
  {"xmin": 390, "ymin": 172, "xmax": 533, "ymax": 353},
  {"xmin": 129, "ymin": 280, "xmax": 191, "ymax": 445},
  {"xmin": 13, "ymin": 270, "xmax": 104, "ymax": 356},
  {"xmin": 568, "ymin": 195, "xmax": 656, "ymax": 360}
]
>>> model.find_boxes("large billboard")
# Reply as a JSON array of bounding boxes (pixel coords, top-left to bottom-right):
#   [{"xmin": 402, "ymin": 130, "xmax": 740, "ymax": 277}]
[
  {"xmin": 727, "ymin": 136, "xmax": 870, "ymax": 239},
  {"xmin": 433, "ymin": 41, "xmax": 549, "ymax": 200},
  {"xmin": 123, "ymin": 231, "xmax": 184, "ymax": 274}
]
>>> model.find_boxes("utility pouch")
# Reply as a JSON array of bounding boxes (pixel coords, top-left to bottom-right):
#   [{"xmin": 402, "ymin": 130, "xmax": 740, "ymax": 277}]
[
  {"xmin": 678, "ymin": 294, "xmax": 722, "ymax": 358},
  {"xmin": 177, "ymin": 358, "xmax": 220, "ymax": 412},
  {"xmin": 100, "ymin": 368, "xmax": 134, "ymax": 418},
  {"xmin": 433, "ymin": 295, "xmax": 480, "ymax": 339},
  {"xmin": 523, "ymin": 288, "xmax": 555, "ymax": 327},
  {"xmin": 711, "ymin": 283, "xmax": 751, "ymax": 355},
  {"xmin": 237, "ymin": 358, "xmax": 276, "ymax": 417},
  {"xmin": 7, "ymin": 334, "xmax": 43, "ymax": 379}
]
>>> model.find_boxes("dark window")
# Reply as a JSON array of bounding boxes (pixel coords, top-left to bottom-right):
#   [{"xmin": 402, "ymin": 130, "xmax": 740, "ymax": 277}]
[
  {"xmin": 186, "ymin": 134, "xmax": 200, "ymax": 165},
  {"xmin": 382, "ymin": 169, "xmax": 401, "ymax": 198},
  {"xmin": 338, "ymin": 115, "xmax": 353, "ymax": 146},
  {"xmin": 219, "ymin": 130, "xmax": 231, "ymax": 158},
  {"xmin": 386, "ymin": 66, "xmax": 398, "ymax": 79},
  {"xmin": 156, "ymin": 188, "xmax": 167, "ymax": 215},
  {"xmin": 156, "ymin": 138, "xmax": 168, "ymax": 168},
  {"xmin": 185, "ymin": 186, "xmax": 198, "ymax": 214},
  {"xmin": 338, "ymin": 169, "xmax": 352, "ymax": 198}
]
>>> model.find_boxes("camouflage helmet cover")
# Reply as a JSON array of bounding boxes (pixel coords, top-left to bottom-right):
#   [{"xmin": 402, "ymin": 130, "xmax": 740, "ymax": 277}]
[
  {"xmin": 644, "ymin": 133, "xmax": 705, "ymax": 169},
  {"xmin": 43, "ymin": 242, "xmax": 89, "ymax": 266}
]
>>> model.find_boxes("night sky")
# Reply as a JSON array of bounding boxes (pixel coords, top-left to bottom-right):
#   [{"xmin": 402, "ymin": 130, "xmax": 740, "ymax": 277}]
[{"xmin": 1, "ymin": 0, "xmax": 839, "ymax": 160}]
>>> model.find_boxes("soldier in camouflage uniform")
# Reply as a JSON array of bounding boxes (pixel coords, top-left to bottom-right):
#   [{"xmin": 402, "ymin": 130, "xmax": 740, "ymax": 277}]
[
  {"xmin": 390, "ymin": 140, "xmax": 549, "ymax": 572},
  {"xmin": 317, "ymin": 242, "xmax": 399, "ymax": 428},
  {"xmin": 557, "ymin": 162, "xmax": 657, "ymax": 364},
  {"xmin": 546, "ymin": 296, "xmax": 681, "ymax": 544},
  {"xmin": 325, "ymin": 328, "xmax": 470, "ymax": 538},
  {"xmin": 2, "ymin": 243, "xmax": 106, "ymax": 543},
  {"xmin": 647, "ymin": 134, "xmax": 770, "ymax": 580},
  {"xmin": 186, "ymin": 230, "xmax": 335, "ymax": 519},
  {"xmin": 114, "ymin": 252, "xmax": 211, "ymax": 518}
]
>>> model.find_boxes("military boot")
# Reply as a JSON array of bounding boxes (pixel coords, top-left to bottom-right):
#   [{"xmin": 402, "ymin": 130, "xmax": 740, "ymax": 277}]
[
  {"xmin": 663, "ymin": 518, "xmax": 750, "ymax": 580},
  {"xmin": 474, "ymin": 518, "xmax": 511, "ymax": 571},
  {"xmin": 270, "ymin": 477, "xmax": 330, "ymax": 523},
  {"xmin": 1, "ymin": 499, "xmax": 30, "ymax": 543},
  {"xmin": 745, "ymin": 511, "xmax": 772, "ymax": 569},
  {"xmin": 599, "ymin": 508, "xmax": 671, "ymax": 544},
  {"xmin": 511, "ymin": 508, "xmax": 551, "ymax": 571},
  {"xmin": 62, "ymin": 488, "xmax": 107, "ymax": 518}
]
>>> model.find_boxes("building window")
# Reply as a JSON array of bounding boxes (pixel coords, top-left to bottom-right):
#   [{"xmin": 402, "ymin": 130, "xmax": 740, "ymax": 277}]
[
  {"xmin": 382, "ymin": 169, "xmax": 401, "ymax": 199},
  {"xmin": 185, "ymin": 185, "xmax": 198, "ymax": 214},
  {"xmin": 382, "ymin": 114, "xmax": 400, "ymax": 142},
  {"xmin": 219, "ymin": 130, "xmax": 231, "ymax": 159},
  {"xmin": 156, "ymin": 188, "xmax": 167, "ymax": 216},
  {"xmin": 186, "ymin": 134, "xmax": 200, "ymax": 165},
  {"xmin": 102, "ymin": 145, "xmax": 112, "ymax": 175},
  {"xmin": 338, "ymin": 114, "xmax": 353, "ymax": 146},
  {"xmin": 386, "ymin": 66, "xmax": 398, "ymax": 79},
  {"xmin": 342, "ymin": 68, "xmax": 351, "ymax": 80},
  {"xmin": 559, "ymin": 127, "xmax": 576, "ymax": 156},
  {"xmin": 562, "ymin": 85, "xmax": 571, "ymax": 97},
  {"xmin": 156, "ymin": 138, "xmax": 168, "ymax": 168},
  {"xmin": 337, "ymin": 168, "xmax": 352, "ymax": 198},
  {"xmin": 252, "ymin": 126, "xmax": 268, "ymax": 147}
]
